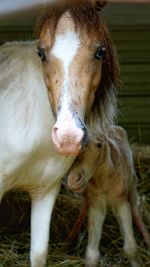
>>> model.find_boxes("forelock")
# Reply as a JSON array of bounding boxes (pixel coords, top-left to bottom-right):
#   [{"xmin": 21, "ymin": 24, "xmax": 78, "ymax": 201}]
[{"xmin": 35, "ymin": 1, "xmax": 107, "ymax": 43}]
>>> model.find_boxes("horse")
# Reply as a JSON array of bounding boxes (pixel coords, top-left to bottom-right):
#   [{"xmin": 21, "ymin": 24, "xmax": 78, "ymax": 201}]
[
  {"xmin": 67, "ymin": 125, "xmax": 150, "ymax": 267},
  {"xmin": 0, "ymin": 1, "xmax": 120, "ymax": 266}
]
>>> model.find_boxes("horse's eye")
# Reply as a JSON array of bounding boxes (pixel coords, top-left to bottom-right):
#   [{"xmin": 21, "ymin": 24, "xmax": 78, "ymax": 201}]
[
  {"xmin": 95, "ymin": 46, "xmax": 106, "ymax": 60},
  {"xmin": 96, "ymin": 142, "xmax": 103, "ymax": 148},
  {"xmin": 37, "ymin": 48, "xmax": 46, "ymax": 61}
]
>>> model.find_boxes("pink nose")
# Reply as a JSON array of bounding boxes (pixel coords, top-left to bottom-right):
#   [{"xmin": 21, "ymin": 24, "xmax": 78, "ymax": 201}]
[{"xmin": 52, "ymin": 126, "xmax": 84, "ymax": 156}]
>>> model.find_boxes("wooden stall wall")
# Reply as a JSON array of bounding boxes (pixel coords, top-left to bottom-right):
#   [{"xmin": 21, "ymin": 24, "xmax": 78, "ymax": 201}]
[
  {"xmin": 0, "ymin": 3, "xmax": 150, "ymax": 143},
  {"xmin": 105, "ymin": 3, "xmax": 150, "ymax": 144}
]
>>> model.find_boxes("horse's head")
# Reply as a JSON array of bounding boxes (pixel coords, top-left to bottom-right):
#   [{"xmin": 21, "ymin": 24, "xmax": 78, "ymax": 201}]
[{"xmin": 36, "ymin": 1, "xmax": 119, "ymax": 156}]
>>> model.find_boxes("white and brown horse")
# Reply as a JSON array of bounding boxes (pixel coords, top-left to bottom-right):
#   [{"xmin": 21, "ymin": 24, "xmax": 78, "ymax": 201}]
[{"xmin": 0, "ymin": 1, "xmax": 119, "ymax": 266}]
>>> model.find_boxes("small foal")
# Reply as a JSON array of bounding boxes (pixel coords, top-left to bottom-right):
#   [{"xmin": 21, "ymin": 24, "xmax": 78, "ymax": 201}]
[{"xmin": 67, "ymin": 125, "xmax": 150, "ymax": 267}]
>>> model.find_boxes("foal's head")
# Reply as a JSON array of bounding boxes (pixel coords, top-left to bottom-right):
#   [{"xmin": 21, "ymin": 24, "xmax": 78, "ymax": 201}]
[
  {"xmin": 67, "ymin": 134, "xmax": 107, "ymax": 193},
  {"xmin": 36, "ymin": 1, "xmax": 119, "ymax": 156}
]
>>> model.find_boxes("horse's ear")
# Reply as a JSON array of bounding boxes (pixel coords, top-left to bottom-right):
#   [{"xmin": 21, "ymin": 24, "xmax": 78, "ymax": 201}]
[{"xmin": 95, "ymin": 0, "xmax": 107, "ymax": 11}]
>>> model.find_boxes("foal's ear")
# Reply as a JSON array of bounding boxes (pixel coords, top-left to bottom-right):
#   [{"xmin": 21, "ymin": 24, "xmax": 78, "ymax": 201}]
[{"xmin": 95, "ymin": 0, "xmax": 107, "ymax": 10}]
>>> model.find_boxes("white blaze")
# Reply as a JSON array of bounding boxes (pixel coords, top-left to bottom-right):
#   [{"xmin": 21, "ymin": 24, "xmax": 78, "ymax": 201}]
[
  {"xmin": 51, "ymin": 31, "xmax": 80, "ymax": 78},
  {"xmin": 51, "ymin": 31, "xmax": 80, "ymax": 125}
]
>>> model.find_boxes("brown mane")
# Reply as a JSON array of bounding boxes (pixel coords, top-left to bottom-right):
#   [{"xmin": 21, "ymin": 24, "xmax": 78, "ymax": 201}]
[{"xmin": 35, "ymin": 0, "xmax": 120, "ymax": 129}]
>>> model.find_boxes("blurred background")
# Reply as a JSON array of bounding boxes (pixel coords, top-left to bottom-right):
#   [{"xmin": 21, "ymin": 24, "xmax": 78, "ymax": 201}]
[
  {"xmin": 1, "ymin": 1, "xmax": 149, "ymax": 144},
  {"xmin": 105, "ymin": 2, "xmax": 150, "ymax": 144}
]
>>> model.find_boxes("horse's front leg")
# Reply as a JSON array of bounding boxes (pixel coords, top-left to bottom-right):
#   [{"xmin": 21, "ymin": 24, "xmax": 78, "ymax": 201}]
[
  {"xmin": 30, "ymin": 182, "xmax": 61, "ymax": 267},
  {"xmin": 85, "ymin": 197, "xmax": 107, "ymax": 267},
  {"xmin": 112, "ymin": 199, "xmax": 140, "ymax": 267}
]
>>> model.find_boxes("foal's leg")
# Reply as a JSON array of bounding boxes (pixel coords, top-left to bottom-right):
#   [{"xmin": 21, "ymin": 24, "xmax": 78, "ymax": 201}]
[
  {"xmin": 85, "ymin": 197, "xmax": 107, "ymax": 267},
  {"xmin": 129, "ymin": 184, "xmax": 150, "ymax": 250},
  {"xmin": 112, "ymin": 199, "xmax": 140, "ymax": 267},
  {"xmin": 30, "ymin": 182, "xmax": 61, "ymax": 267}
]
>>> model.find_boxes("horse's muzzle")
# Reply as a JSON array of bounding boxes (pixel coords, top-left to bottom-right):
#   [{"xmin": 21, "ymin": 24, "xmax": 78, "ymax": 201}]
[{"xmin": 52, "ymin": 113, "xmax": 88, "ymax": 156}]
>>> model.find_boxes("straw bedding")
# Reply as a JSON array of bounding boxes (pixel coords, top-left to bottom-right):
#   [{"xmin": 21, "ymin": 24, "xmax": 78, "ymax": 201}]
[{"xmin": 0, "ymin": 145, "xmax": 150, "ymax": 267}]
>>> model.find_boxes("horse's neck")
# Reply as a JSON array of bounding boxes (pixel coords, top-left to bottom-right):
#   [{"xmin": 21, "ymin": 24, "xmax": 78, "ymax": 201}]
[
  {"xmin": 0, "ymin": 41, "xmax": 54, "ymax": 119},
  {"xmin": 94, "ymin": 141, "xmax": 113, "ymax": 182},
  {"xmin": 0, "ymin": 41, "xmax": 42, "ymax": 88},
  {"xmin": 0, "ymin": 41, "xmax": 55, "ymax": 147}
]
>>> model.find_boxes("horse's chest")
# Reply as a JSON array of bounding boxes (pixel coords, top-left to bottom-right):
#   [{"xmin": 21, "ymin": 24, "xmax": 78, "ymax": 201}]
[
  {"xmin": 0, "ymin": 137, "xmax": 75, "ymax": 194},
  {"xmin": 20, "ymin": 158, "xmax": 73, "ymax": 193},
  {"xmin": 26, "ymin": 148, "xmax": 74, "ymax": 186}
]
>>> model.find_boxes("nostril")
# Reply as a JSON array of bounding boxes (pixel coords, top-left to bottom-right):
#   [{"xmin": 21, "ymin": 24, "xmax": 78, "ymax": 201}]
[
  {"xmin": 52, "ymin": 126, "xmax": 61, "ymax": 148},
  {"xmin": 68, "ymin": 173, "xmax": 86, "ymax": 193},
  {"xmin": 81, "ymin": 127, "xmax": 88, "ymax": 148},
  {"xmin": 76, "ymin": 174, "xmax": 83, "ymax": 184},
  {"xmin": 52, "ymin": 126, "xmax": 58, "ymax": 135},
  {"xmin": 69, "ymin": 174, "xmax": 83, "ymax": 187}
]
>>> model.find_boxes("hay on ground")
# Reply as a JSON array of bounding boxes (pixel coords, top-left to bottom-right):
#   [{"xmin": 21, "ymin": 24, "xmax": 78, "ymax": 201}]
[{"xmin": 0, "ymin": 145, "xmax": 150, "ymax": 267}]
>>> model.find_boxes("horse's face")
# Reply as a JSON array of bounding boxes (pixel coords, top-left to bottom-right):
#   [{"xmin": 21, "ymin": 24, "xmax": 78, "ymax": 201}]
[
  {"xmin": 67, "ymin": 138, "xmax": 104, "ymax": 193},
  {"xmin": 38, "ymin": 11, "xmax": 104, "ymax": 156}
]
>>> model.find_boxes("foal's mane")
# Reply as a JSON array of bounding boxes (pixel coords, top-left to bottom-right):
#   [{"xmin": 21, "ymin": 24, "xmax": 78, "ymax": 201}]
[{"xmin": 36, "ymin": 0, "xmax": 120, "ymax": 130}]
